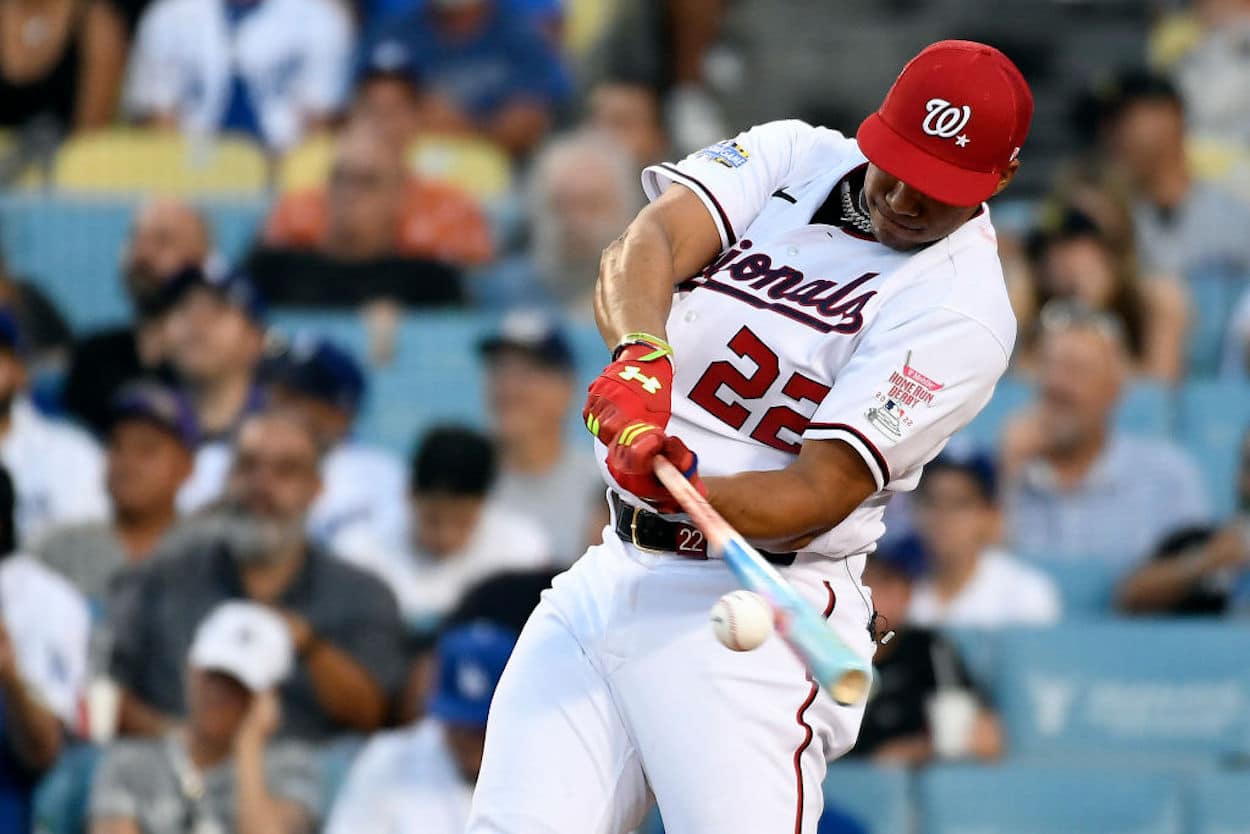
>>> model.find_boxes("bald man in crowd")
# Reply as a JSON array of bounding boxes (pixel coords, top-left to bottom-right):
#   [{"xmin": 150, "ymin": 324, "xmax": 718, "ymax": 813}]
[
  {"xmin": 1001, "ymin": 304, "xmax": 1210, "ymax": 569},
  {"xmin": 64, "ymin": 198, "xmax": 213, "ymax": 436}
]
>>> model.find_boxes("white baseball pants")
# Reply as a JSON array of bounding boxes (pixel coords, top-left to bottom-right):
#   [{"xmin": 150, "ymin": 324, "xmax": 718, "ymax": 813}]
[{"xmin": 466, "ymin": 531, "xmax": 875, "ymax": 834}]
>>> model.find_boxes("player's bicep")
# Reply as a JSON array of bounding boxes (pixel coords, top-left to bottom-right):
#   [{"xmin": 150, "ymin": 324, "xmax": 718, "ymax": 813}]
[
  {"xmin": 642, "ymin": 183, "xmax": 725, "ymax": 284},
  {"xmin": 804, "ymin": 310, "xmax": 1009, "ymax": 490}
]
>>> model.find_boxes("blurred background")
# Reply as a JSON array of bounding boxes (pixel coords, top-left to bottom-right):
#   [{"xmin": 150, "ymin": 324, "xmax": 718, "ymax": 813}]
[{"xmin": 0, "ymin": 0, "xmax": 1247, "ymax": 832}]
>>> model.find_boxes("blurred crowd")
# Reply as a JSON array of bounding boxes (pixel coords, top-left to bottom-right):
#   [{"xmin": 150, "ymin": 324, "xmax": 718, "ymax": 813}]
[{"xmin": 0, "ymin": 0, "xmax": 1247, "ymax": 832}]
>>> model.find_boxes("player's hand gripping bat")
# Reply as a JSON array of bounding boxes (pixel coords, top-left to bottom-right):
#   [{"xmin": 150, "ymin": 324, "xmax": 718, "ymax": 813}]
[{"xmin": 653, "ymin": 456, "xmax": 872, "ymax": 706}]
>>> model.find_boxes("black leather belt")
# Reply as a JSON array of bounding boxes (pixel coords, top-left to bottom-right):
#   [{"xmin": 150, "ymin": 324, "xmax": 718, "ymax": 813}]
[{"xmin": 610, "ymin": 492, "xmax": 796, "ymax": 566}]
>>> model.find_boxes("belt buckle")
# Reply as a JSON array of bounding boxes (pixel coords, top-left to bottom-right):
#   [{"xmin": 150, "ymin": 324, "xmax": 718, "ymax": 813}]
[{"xmin": 629, "ymin": 504, "xmax": 664, "ymax": 554}]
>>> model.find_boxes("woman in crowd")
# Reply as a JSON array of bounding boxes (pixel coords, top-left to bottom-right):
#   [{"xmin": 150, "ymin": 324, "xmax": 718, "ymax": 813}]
[
  {"xmin": 1014, "ymin": 199, "xmax": 1188, "ymax": 381},
  {"xmin": 0, "ymin": 0, "xmax": 126, "ymax": 135}
]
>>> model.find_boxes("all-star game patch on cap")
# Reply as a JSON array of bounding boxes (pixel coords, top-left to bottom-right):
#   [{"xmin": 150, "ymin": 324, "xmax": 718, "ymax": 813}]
[{"xmin": 857, "ymin": 40, "xmax": 1034, "ymax": 207}]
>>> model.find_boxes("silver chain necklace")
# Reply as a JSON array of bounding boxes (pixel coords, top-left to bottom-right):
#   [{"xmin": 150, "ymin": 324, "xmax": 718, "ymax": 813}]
[{"xmin": 839, "ymin": 178, "xmax": 875, "ymax": 237}]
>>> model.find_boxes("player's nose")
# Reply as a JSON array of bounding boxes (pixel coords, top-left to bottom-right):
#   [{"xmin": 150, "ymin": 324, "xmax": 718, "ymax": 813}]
[{"xmin": 885, "ymin": 180, "xmax": 923, "ymax": 216}]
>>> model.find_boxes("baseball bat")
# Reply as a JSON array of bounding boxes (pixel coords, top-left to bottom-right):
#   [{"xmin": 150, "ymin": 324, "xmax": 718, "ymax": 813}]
[{"xmin": 653, "ymin": 456, "xmax": 871, "ymax": 706}]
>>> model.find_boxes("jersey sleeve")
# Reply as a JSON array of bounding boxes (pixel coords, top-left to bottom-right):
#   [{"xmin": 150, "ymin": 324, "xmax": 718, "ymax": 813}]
[
  {"xmin": 641, "ymin": 120, "xmax": 843, "ymax": 249},
  {"xmin": 803, "ymin": 306, "xmax": 1010, "ymax": 491}
]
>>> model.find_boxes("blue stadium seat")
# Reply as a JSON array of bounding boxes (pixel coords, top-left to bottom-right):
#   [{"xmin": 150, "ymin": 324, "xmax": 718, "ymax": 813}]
[
  {"xmin": 2, "ymin": 195, "xmax": 268, "ymax": 332},
  {"xmin": 945, "ymin": 627, "xmax": 1000, "ymax": 691},
  {"xmin": 994, "ymin": 622, "xmax": 1250, "ymax": 763},
  {"xmin": 269, "ymin": 312, "xmax": 606, "ymax": 454},
  {"xmin": 918, "ymin": 763, "xmax": 1185, "ymax": 834},
  {"xmin": 1177, "ymin": 380, "xmax": 1250, "ymax": 517},
  {"xmin": 1186, "ymin": 263, "xmax": 1249, "ymax": 377},
  {"xmin": 822, "ymin": 762, "xmax": 910, "ymax": 834},
  {"xmin": 1191, "ymin": 769, "xmax": 1250, "ymax": 834},
  {"xmin": 1019, "ymin": 557, "xmax": 1119, "ymax": 618},
  {"xmin": 959, "ymin": 376, "xmax": 1031, "ymax": 447}
]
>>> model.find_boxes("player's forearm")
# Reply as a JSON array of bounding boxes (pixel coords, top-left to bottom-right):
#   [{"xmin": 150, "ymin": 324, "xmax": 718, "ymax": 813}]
[
  {"xmin": 704, "ymin": 439, "xmax": 877, "ymax": 546},
  {"xmin": 594, "ymin": 212, "xmax": 678, "ymax": 348},
  {"xmin": 704, "ymin": 472, "xmax": 856, "ymax": 547}
]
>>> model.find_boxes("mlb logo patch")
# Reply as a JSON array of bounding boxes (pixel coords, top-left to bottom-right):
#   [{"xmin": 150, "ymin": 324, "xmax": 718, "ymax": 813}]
[{"xmin": 695, "ymin": 140, "xmax": 750, "ymax": 168}]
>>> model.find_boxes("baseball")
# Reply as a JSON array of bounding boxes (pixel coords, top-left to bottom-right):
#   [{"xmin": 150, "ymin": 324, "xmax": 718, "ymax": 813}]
[{"xmin": 710, "ymin": 590, "xmax": 775, "ymax": 652}]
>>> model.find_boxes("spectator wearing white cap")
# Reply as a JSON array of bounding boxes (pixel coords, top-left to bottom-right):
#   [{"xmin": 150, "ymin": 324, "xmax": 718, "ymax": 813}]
[
  {"xmin": 0, "ymin": 308, "xmax": 107, "ymax": 546},
  {"xmin": 260, "ymin": 335, "xmax": 408, "ymax": 563},
  {"xmin": 110, "ymin": 409, "xmax": 405, "ymax": 741},
  {"xmin": 479, "ymin": 312, "xmax": 602, "ymax": 564},
  {"xmin": 0, "ymin": 464, "xmax": 92, "ymax": 833},
  {"xmin": 90, "ymin": 601, "xmax": 319, "ymax": 834},
  {"xmin": 325, "ymin": 622, "xmax": 516, "ymax": 834}
]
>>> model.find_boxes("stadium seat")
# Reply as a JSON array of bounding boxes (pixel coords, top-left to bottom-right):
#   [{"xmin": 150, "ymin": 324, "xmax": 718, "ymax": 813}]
[
  {"xmin": 822, "ymin": 762, "xmax": 910, "ymax": 834},
  {"xmin": 1019, "ymin": 557, "xmax": 1119, "ymax": 618},
  {"xmin": 317, "ymin": 735, "xmax": 365, "ymax": 816},
  {"xmin": 1177, "ymin": 379, "xmax": 1250, "ymax": 517},
  {"xmin": 409, "ymin": 136, "xmax": 513, "ymax": 204},
  {"xmin": 994, "ymin": 622, "xmax": 1250, "ymax": 763},
  {"xmin": 1186, "ymin": 264, "xmax": 1250, "ymax": 377},
  {"xmin": 917, "ymin": 763, "xmax": 1185, "ymax": 834},
  {"xmin": 1191, "ymin": 769, "xmax": 1250, "ymax": 834},
  {"xmin": 50, "ymin": 129, "xmax": 270, "ymax": 195},
  {"xmin": 275, "ymin": 133, "xmax": 335, "ymax": 193},
  {"xmin": 0, "ymin": 195, "xmax": 268, "ymax": 331}
]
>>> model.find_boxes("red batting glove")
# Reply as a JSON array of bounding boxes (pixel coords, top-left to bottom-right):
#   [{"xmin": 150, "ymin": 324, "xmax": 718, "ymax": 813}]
[
  {"xmin": 583, "ymin": 342, "xmax": 673, "ymax": 446},
  {"xmin": 606, "ymin": 423, "xmax": 706, "ymax": 515}
]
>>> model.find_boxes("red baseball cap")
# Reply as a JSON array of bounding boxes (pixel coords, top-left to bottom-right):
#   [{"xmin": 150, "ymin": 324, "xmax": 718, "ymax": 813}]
[{"xmin": 857, "ymin": 40, "xmax": 1033, "ymax": 207}]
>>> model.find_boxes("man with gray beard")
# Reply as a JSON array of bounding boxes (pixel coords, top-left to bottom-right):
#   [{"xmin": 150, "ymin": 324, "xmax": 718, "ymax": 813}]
[{"xmin": 109, "ymin": 409, "xmax": 405, "ymax": 741}]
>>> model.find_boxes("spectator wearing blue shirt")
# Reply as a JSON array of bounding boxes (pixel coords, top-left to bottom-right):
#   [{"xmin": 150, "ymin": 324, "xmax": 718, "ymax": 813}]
[
  {"xmin": 360, "ymin": 0, "xmax": 570, "ymax": 156},
  {"xmin": 1002, "ymin": 304, "xmax": 1210, "ymax": 570}
]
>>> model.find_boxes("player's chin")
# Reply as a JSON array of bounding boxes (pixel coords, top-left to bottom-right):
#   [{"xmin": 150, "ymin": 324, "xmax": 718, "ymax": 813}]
[{"xmin": 868, "ymin": 210, "xmax": 932, "ymax": 251}]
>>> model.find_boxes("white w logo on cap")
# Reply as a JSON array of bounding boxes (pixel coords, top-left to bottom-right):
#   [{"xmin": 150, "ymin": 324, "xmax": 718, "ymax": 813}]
[{"xmin": 922, "ymin": 98, "xmax": 972, "ymax": 138}]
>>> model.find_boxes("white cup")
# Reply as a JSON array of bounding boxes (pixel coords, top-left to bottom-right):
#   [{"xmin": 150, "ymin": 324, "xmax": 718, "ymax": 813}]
[{"xmin": 926, "ymin": 688, "xmax": 979, "ymax": 759}]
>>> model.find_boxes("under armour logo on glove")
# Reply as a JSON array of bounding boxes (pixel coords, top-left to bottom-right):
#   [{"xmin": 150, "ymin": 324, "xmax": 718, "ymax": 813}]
[{"xmin": 618, "ymin": 365, "xmax": 663, "ymax": 394}]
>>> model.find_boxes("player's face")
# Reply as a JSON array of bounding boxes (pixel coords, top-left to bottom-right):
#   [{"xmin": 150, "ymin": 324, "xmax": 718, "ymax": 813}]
[
  {"xmin": 913, "ymin": 470, "xmax": 997, "ymax": 567},
  {"xmin": 107, "ymin": 420, "xmax": 192, "ymax": 516},
  {"xmin": 862, "ymin": 164, "xmax": 980, "ymax": 251}
]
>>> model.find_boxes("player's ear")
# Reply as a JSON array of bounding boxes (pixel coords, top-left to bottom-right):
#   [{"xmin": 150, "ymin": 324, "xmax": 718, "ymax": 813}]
[{"xmin": 991, "ymin": 159, "xmax": 1021, "ymax": 197}]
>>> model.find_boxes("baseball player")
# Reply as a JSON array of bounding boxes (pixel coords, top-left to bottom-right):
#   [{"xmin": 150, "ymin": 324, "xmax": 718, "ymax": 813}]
[{"xmin": 468, "ymin": 40, "xmax": 1032, "ymax": 834}]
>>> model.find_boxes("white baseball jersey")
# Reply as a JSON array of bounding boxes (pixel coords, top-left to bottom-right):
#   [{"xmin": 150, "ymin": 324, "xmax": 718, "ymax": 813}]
[
  {"xmin": 635, "ymin": 119, "xmax": 1016, "ymax": 559},
  {"xmin": 470, "ymin": 122, "xmax": 1018, "ymax": 834}
]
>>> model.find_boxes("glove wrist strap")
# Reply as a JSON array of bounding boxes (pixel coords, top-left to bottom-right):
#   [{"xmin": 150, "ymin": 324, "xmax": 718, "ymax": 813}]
[{"xmin": 612, "ymin": 332, "xmax": 674, "ymax": 363}]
